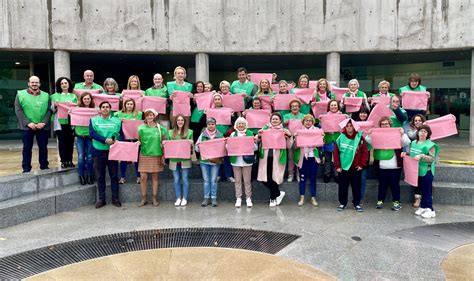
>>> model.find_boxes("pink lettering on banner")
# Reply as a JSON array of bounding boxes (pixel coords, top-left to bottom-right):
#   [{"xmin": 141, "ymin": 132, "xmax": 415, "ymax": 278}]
[
  {"xmin": 226, "ymin": 136, "xmax": 255, "ymax": 156},
  {"xmin": 273, "ymin": 94, "xmax": 297, "ymax": 111},
  {"xmin": 330, "ymin": 86, "xmax": 349, "ymax": 102},
  {"xmin": 141, "ymin": 96, "xmax": 167, "ymax": 114},
  {"xmin": 319, "ymin": 114, "xmax": 347, "ymax": 132},
  {"xmin": 108, "ymin": 141, "xmax": 139, "ymax": 162},
  {"xmin": 401, "ymin": 91, "xmax": 429, "ymax": 110},
  {"xmin": 199, "ymin": 138, "xmax": 227, "ymax": 160},
  {"xmin": 294, "ymin": 88, "xmax": 315, "ymax": 104},
  {"xmin": 425, "ymin": 114, "xmax": 458, "ymax": 140},
  {"xmin": 367, "ymin": 104, "xmax": 392, "ymax": 127},
  {"xmin": 258, "ymin": 95, "xmax": 273, "ymax": 111},
  {"xmin": 92, "ymin": 94, "xmax": 120, "ymax": 111},
  {"xmin": 206, "ymin": 108, "xmax": 233, "ymax": 125},
  {"xmin": 295, "ymin": 128, "xmax": 324, "ymax": 148},
  {"xmin": 311, "ymin": 101, "xmax": 329, "ymax": 119},
  {"xmin": 246, "ymin": 110, "xmax": 271, "ymax": 129},
  {"xmin": 69, "ymin": 107, "xmax": 99, "ymax": 126},
  {"xmin": 261, "ymin": 129, "xmax": 286, "ymax": 149},
  {"xmin": 371, "ymin": 128, "xmax": 402, "ymax": 149},
  {"xmin": 163, "ymin": 140, "xmax": 191, "ymax": 159},
  {"xmin": 73, "ymin": 89, "xmax": 100, "ymax": 99},
  {"xmin": 344, "ymin": 97, "xmax": 363, "ymax": 113},
  {"xmin": 287, "ymin": 119, "xmax": 303, "ymax": 134},
  {"xmin": 223, "ymin": 94, "xmax": 246, "ymax": 112},
  {"xmin": 249, "ymin": 73, "xmax": 273, "ymax": 85},
  {"xmin": 403, "ymin": 156, "xmax": 419, "ymax": 187},
  {"xmin": 122, "ymin": 90, "xmax": 143, "ymax": 100},
  {"xmin": 371, "ymin": 96, "xmax": 391, "ymax": 107},
  {"xmin": 122, "ymin": 119, "xmax": 143, "ymax": 140},
  {"xmin": 194, "ymin": 92, "xmax": 214, "ymax": 111},
  {"xmin": 56, "ymin": 102, "xmax": 77, "ymax": 119}
]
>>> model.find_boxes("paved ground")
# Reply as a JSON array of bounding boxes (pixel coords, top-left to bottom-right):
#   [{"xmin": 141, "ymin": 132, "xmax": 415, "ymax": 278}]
[{"xmin": 0, "ymin": 201, "xmax": 473, "ymax": 280}]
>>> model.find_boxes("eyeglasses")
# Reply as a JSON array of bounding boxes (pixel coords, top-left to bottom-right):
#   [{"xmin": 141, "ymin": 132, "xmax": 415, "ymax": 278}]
[{"xmin": 418, "ymin": 130, "xmax": 428, "ymax": 134}]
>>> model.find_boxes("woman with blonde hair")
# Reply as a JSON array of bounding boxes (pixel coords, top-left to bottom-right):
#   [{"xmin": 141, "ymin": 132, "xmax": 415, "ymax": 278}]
[{"xmin": 290, "ymin": 74, "xmax": 311, "ymax": 114}]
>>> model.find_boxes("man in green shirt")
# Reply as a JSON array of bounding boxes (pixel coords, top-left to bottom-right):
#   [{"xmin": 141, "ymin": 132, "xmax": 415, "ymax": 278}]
[
  {"xmin": 74, "ymin": 70, "xmax": 103, "ymax": 91},
  {"xmin": 14, "ymin": 76, "xmax": 51, "ymax": 173},
  {"xmin": 230, "ymin": 67, "xmax": 257, "ymax": 97}
]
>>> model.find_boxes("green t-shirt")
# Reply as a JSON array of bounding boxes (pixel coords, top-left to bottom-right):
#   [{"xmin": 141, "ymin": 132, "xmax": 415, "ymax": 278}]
[
  {"xmin": 230, "ymin": 80, "xmax": 255, "ymax": 96},
  {"xmin": 315, "ymin": 92, "xmax": 336, "ymax": 102},
  {"xmin": 90, "ymin": 116, "xmax": 122, "ymax": 150},
  {"xmin": 398, "ymin": 85, "xmax": 427, "ymax": 94},
  {"xmin": 145, "ymin": 86, "xmax": 168, "ymax": 98},
  {"xmin": 17, "ymin": 90, "xmax": 50, "ymax": 123},
  {"xmin": 283, "ymin": 112, "xmax": 305, "ymax": 122},
  {"xmin": 409, "ymin": 140, "xmax": 440, "ymax": 176},
  {"xmin": 138, "ymin": 124, "xmax": 167, "ymax": 156},
  {"xmin": 167, "ymin": 129, "xmax": 193, "ymax": 162},
  {"xmin": 166, "ymin": 81, "xmax": 193, "ymax": 96},
  {"xmin": 114, "ymin": 111, "xmax": 143, "ymax": 120},
  {"xmin": 74, "ymin": 82, "xmax": 103, "ymax": 90},
  {"xmin": 335, "ymin": 132, "xmax": 363, "ymax": 171},
  {"xmin": 75, "ymin": 125, "xmax": 89, "ymax": 137},
  {"xmin": 50, "ymin": 92, "xmax": 78, "ymax": 124}
]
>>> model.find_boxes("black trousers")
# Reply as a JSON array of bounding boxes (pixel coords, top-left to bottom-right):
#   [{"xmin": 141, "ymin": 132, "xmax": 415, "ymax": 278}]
[
  {"xmin": 56, "ymin": 124, "xmax": 74, "ymax": 163},
  {"xmin": 262, "ymin": 156, "xmax": 281, "ymax": 200},
  {"xmin": 338, "ymin": 169, "xmax": 361, "ymax": 206}
]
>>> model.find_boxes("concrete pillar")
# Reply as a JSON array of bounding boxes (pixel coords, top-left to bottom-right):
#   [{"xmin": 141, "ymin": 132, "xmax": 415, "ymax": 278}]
[
  {"xmin": 470, "ymin": 49, "xmax": 474, "ymax": 146},
  {"xmin": 195, "ymin": 53, "xmax": 209, "ymax": 83},
  {"xmin": 54, "ymin": 50, "xmax": 70, "ymax": 80},
  {"xmin": 326, "ymin": 52, "xmax": 340, "ymax": 86}
]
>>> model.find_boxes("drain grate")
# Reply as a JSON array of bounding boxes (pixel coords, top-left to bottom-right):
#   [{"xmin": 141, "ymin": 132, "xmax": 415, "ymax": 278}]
[{"xmin": 0, "ymin": 227, "xmax": 299, "ymax": 279}]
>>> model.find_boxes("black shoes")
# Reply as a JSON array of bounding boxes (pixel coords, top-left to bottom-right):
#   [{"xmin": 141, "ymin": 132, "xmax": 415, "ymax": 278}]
[
  {"xmin": 112, "ymin": 198, "xmax": 122, "ymax": 207},
  {"xmin": 87, "ymin": 175, "xmax": 95, "ymax": 184},
  {"xmin": 79, "ymin": 176, "xmax": 86, "ymax": 185},
  {"xmin": 323, "ymin": 175, "xmax": 330, "ymax": 183},
  {"xmin": 95, "ymin": 201, "xmax": 106, "ymax": 209}
]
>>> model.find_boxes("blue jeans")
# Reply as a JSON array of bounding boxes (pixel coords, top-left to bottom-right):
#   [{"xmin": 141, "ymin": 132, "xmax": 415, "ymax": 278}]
[
  {"xmin": 360, "ymin": 168, "xmax": 367, "ymax": 201},
  {"xmin": 419, "ymin": 171, "xmax": 434, "ymax": 210},
  {"xmin": 220, "ymin": 156, "xmax": 233, "ymax": 179},
  {"xmin": 173, "ymin": 163, "xmax": 190, "ymax": 199},
  {"xmin": 22, "ymin": 128, "xmax": 49, "ymax": 172},
  {"xmin": 76, "ymin": 136, "xmax": 94, "ymax": 176},
  {"xmin": 120, "ymin": 161, "xmax": 139, "ymax": 178},
  {"xmin": 299, "ymin": 157, "xmax": 318, "ymax": 197},
  {"xmin": 200, "ymin": 163, "xmax": 220, "ymax": 199}
]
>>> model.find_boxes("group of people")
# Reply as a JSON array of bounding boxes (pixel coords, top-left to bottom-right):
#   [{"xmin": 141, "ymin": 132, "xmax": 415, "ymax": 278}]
[{"xmin": 14, "ymin": 68, "xmax": 439, "ymax": 219}]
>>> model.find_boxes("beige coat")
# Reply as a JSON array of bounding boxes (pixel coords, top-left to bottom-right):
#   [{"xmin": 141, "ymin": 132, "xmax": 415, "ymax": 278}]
[{"xmin": 257, "ymin": 149, "xmax": 286, "ymax": 185}]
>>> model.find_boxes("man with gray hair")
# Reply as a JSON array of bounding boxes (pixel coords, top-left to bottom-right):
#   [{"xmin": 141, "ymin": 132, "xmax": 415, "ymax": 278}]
[{"xmin": 74, "ymin": 69, "xmax": 103, "ymax": 90}]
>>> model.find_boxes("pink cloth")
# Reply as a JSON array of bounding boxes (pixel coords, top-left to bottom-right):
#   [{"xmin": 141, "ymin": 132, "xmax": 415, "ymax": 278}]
[
  {"xmin": 122, "ymin": 119, "xmax": 143, "ymax": 140},
  {"xmin": 401, "ymin": 91, "xmax": 429, "ymax": 110},
  {"xmin": 344, "ymin": 97, "xmax": 363, "ymax": 113},
  {"xmin": 141, "ymin": 96, "xmax": 167, "ymax": 114},
  {"xmin": 372, "ymin": 96, "xmax": 391, "ymax": 106},
  {"xmin": 73, "ymin": 89, "xmax": 100, "ymax": 99},
  {"xmin": 194, "ymin": 92, "xmax": 214, "ymax": 110},
  {"xmin": 226, "ymin": 136, "xmax": 255, "ymax": 156},
  {"xmin": 199, "ymin": 138, "xmax": 227, "ymax": 160},
  {"xmin": 367, "ymin": 104, "xmax": 392, "ymax": 127},
  {"xmin": 371, "ymin": 128, "xmax": 402, "ymax": 149},
  {"xmin": 122, "ymin": 90, "xmax": 143, "ymax": 100},
  {"xmin": 258, "ymin": 95, "xmax": 273, "ymax": 110},
  {"xmin": 270, "ymin": 84, "xmax": 280, "ymax": 93},
  {"xmin": 92, "ymin": 94, "xmax": 120, "ymax": 111},
  {"xmin": 206, "ymin": 108, "xmax": 233, "ymax": 125},
  {"xmin": 172, "ymin": 91, "xmax": 191, "ymax": 116},
  {"xmin": 311, "ymin": 101, "xmax": 329, "ymax": 118},
  {"xmin": 403, "ymin": 156, "xmax": 419, "ymax": 187},
  {"xmin": 425, "ymin": 114, "xmax": 458, "ymax": 140},
  {"xmin": 293, "ymin": 88, "xmax": 314, "ymax": 104},
  {"xmin": 353, "ymin": 121, "xmax": 374, "ymax": 136},
  {"xmin": 249, "ymin": 73, "xmax": 273, "ymax": 84},
  {"xmin": 319, "ymin": 114, "xmax": 347, "ymax": 132},
  {"xmin": 330, "ymin": 86, "xmax": 349, "ymax": 101},
  {"xmin": 273, "ymin": 94, "xmax": 297, "ymax": 110},
  {"xmin": 163, "ymin": 140, "xmax": 191, "ymax": 159},
  {"xmin": 295, "ymin": 128, "xmax": 324, "ymax": 148},
  {"xmin": 261, "ymin": 129, "xmax": 286, "ymax": 149},
  {"xmin": 108, "ymin": 141, "xmax": 139, "ymax": 162},
  {"xmin": 308, "ymin": 80, "xmax": 318, "ymax": 89},
  {"xmin": 56, "ymin": 102, "xmax": 77, "ymax": 119},
  {"xmin": 222, "ymin": 94, "xmax": 246, "ymax": 112},
  {"xmin": 287, "ymin": 119, "xmax": 303, "ymax": 134},
  {"xmin": 69, "ymin": 107, "xmax": 99, "ymax": 126},
  {"xmin": 246, "ymin": 110, "xmax": 271, "ymax": 129}
]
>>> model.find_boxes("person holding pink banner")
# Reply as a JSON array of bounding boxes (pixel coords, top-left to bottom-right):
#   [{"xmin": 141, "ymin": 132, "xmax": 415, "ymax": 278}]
[
  {"xmin": 407, "ymin": 114, "xmax": 426, "ymax": 143},
  {"xmin": 89, "ymin": 101, "xmax": 122, "ymax": 209},
  {"xmin": 114, "ymin": 99, "xmax": 143, "ymax": 185},
  {"xmin": 243, "ymin": 97, "xmax": 266, "ymax": 135},
  {"xmin": 228, "ymin": 117, "xmax": 258, "ymax": 208},
  {"xmin": 334, "ymin": 119, "xmax": 368, "ymax": 212},
  {"xmin": 401, "ymin": 125, "xmax": 440, "ymax": 218},
  {"xmin": 167, "ymin": 66, "xmax": 194, "ymax": 99},
  {"xmin": 283, "ymin": 99, "xmax": 305, "ymax": 182},
  {"xmin": 272, "ymin": 80, "xmax": 291, "ymax": 116},
  {"xmin": 293, "ymin": 115, "xmax": 323, "ymax": 206},
  {"xmin": 399, "ymin": 73, "xmax": 428, "ymax": 122},
  {"xmin": 366, "ymin": 117, "xmax": 410, "ymax": 211},
  {"xmin": 255, "ymin": 78, "xmax": 275, "ymax": 97},
  {"xmin": 257, "ymin": 112, "xmax": 291, "ymax": 207},
  {"xmin": 190, "ymin": 81, "xmax": 207, "ymax": 141},
  {"xmin": 314, "ymin": 78, "xmax": 336, "ymax": 102},
  {"xmin": 322, "ymin": 100, "xmax": 344, "ymax": 183},
  {"xmin": 388, "ymin": 95, "xmax": 408, "ymax": 128},
  {"xmin": 145, "ymin": 73, "xmax": 168, "ymax": 98},
  {"xmin": 50, "ymin": 77, "xmax": 78, "ymax": 169},
  {"xmin": 341, "ymin": 79, "xmax": 369, "ymax": 114},
  {"xmin": 137, "ymin": 108, "xmax": 167, "ymax": 207},
  {"xmin": 230, "ymin": 67, "xmax": 256, "ymax": 97},
  {"xmin": 75, "ymin": 92, "xmax": 96, "ymax": 185},
  {"xmin": 195, "ymin": 117, "xmax": 224, "ymax": 207},
  {"xmin": 74, "ymin": 70, "xmax": 103, "ymax": 91},
  {"xmin": 167, "ymin": 114, "xmax": 193, "ymax": 207},
  {"xmin": 290, "ymin": 74, "xmax": 311, "ymax": 114},
  {"xmin": 368, "ymin": 80, "xmax": 395, "ymax": 107},
  {"xmin": 352, "ymin": 106, "xmax": 371, "ymax": 202},
  {"xmin": 102, "ymin": 78, "xmax": 121, "ymax": 96}
]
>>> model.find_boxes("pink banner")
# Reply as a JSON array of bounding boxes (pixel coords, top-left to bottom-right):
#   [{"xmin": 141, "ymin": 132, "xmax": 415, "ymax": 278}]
[
  {"xmin": 367, "ymin": 104, "xmax": 392, "ymax": 127},
  {"xmin": 294, "ymin": 88, "xmax": 314, "ymax": 104},
  {"xmin": 172, "ymin": 91, "xmax": 191, "ymax": 116},
  {"xmin": 344, "ymin": 97, "xmax": 363, "ymax": 113},
  {"xmin": 319, "ymin": 114, "xmax": 347, "ymax": 132},
  {"xmin": 56, "ymin": 102, "xmax": 77, "ymax": 119},
  {"xmin": 273, "ymin": 94, "xmax": 297, "ymax": 111},
  {"xmin": 108, "ymin": 141, "xmax": 139, "ymax": 162},
  {"xmin": 249, "ymin": 73, "xmax": 273, "ymax": 85},
  {"xmin": 246, "ymin": 110, "xmax": 271, "ymax": 129},
  {"xmin": 401, "ymin": 91, "xmax": 429, "ymax": 110},
  {"xmin": 222, "ymin": 94, "xmax": 246, "ymax": 112},
  {"xmin": 261, "ymin": 129, "xmax": 286, "ymax": 149},
  {"xmin": 122, "ymin": 90, "xmax": 143, "ymax": 100},
  {"xmin": 73, "ymin": 89, "xmax": 100, "ymax": 99},
  {"xmin": 69, "ymin": 107, "xmax": 99, "ymax": 126},
  {"xmin": 330, "ymin": 86, "xmax": 349, "ymax": 102},
  {"xmin": 371, "ymin": 128, "xmax": 402, "ymax": 149},
  {"xmin": 199, "ymin": 138, "xmax": 227, "ymax": 160},
  {"xmin": 308, "ymin": 80, "xmax": 318, "ymax": 89},
  {"xmin": 371, "ymin": 95, "xmax": 391, "ymax": 107},
  {"xmin": 141, "ymin": 96, "xmax": 167, "ymax": 114},
  {"xmin": 425, "ymin": 114, "xmax": 458, "ymax": 140},
  {"xmin": 403, "ymin": 156, "xmax": 419, "ymax": 187},
  {"xmin": 226, "ymin": 136, "xmax": 255, "ymax": 156},
  {"xmin": 206, "ymin": 108, "xmax": 233, "ymax": 125},
  {"xmin": 194, "ymin": 92, "xmax": 214, "ymax": 110},
  {"xmin": 163, "ymin": 140, "xmax": 192, "ymax": 159},
  {"xmin": 311, "ymin": 101, "xmax": 329, "ymax": 119},
  {"xmin": 295, "ymin": 128, "xmax": 324, "ymax": 148},
  {"xmin": 172, "ymin": 91, "xmax": 191, "ymax": 103},
  {"xmin": 270, "ymin": 84, "xmax": 280, "ymax": 93},
  {"xmin": 92, "ymin": 94, "xmax": 120, "ymax": 111},
  {"xmin": 353, "ymin": 121, "xmax": 374, "ymax": 135},
  {"xmin": 122, "ymin": 119, "xmax": 143, "ymax": 140},
  {"xmin": 258, "ymin": 95, "xmax": 273, "ymax": 110},
  {"xmin": 287, "ymin": 119, "xmax": 303, "ymax": 134}
]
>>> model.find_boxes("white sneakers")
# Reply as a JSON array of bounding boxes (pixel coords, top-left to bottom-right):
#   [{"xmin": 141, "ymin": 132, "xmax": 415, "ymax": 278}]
[
  {"xmin": 415, "ymin": 207, "xmax": 436, "ymax": 218},
  {"xmin": 269, "ymin": 200, "xmax": 277, "ymax": 207},
  {"xmin": 287, "ymin": 175, "xmax": 294, "ymax": 182},
  {"xmin": 235, "ymin": 198, "xmax": 242, "ymax": 208},
  {"xmin": 228, "ymin": 177, "xmax": 235, "ymax": 183},
  {"xmin": 175, "ymin": 198, "xmax": 187, "ymax": 207},
  {"xmin": 236, "ymin": 198, "xmax": 253, "ymax": 208},
  {"xmin": 276, "ymin": 191, "xmax": 286, "ymax": 206},
  {"xmin": 180, "ymin": 198, "xmax": 187, "ymax": 207},
  {"xmin": 246, "ymin": 198, "xmax": 253, "ymax": 208},
  {"xmin": 174, "ymin": 198, "xmax": 182, "ymax": 206}
]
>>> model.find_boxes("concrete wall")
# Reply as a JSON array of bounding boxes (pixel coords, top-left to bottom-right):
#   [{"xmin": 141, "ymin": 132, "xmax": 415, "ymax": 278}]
[{"xmin": 0, "ymin": 0, "xmax": 472, "ymax": 53}]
